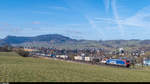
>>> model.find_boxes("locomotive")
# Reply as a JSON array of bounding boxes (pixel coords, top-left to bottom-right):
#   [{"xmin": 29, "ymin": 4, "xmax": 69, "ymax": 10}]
[{"xmin": 105, "ymin": 59, "xmax": 130, "ymax": 68}]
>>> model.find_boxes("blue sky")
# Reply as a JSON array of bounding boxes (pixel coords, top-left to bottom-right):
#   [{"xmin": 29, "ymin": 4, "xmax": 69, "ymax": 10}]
[{"xmin": 1, "ymin": 0, "xmax": 150, "ymax": 40}]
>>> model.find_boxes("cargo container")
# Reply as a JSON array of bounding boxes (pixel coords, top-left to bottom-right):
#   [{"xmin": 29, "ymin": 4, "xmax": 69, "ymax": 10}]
[
  {"xmin": 74, "ymin": 56, "xmax": 84, "ymax": 61},
  {"xmin": 92, "ymin": 57, "xmax": 100, "ymax": 64},
  {"xmin": 101, "ymin": 60, "xmax": 107, "ymax": 63},
  {"xmin": 59, "ymin": 55, "xmax": 68, "ymax": 59},
  {"xmin": 56, "ymin": 55, "xmax": 59, "ymax": 58},
  {"xmin": 84, "ymin": 57, "xmax": 92, "ymax": 61},
  {"xmin": 51, "ymin": 54, "xmax": 56, "ymax": 58}
]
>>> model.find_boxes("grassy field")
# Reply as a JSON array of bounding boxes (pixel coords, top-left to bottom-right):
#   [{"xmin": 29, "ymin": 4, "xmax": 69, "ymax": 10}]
[{"xmin": 0, "ymin": 52, "xmax": 150, "ymax": 82}]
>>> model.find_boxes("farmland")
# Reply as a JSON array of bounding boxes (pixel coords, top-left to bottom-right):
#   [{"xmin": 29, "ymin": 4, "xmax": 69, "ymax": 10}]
[{"xmin": 0, "ymin": 52, "xmax": 150, "ymax": 82}]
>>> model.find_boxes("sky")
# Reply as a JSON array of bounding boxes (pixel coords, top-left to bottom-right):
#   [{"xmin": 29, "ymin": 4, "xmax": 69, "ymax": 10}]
[{"xmin": 1, "ymin": 0, "xmax": 150, "ymax": 40}]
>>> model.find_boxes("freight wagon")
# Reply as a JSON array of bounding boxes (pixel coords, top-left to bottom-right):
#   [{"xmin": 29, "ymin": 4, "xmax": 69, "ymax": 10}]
[
  {"xmin": 56, "ymin": 55, "xmax": 60, "ymax": 58},
  {"xmin": 59, "ymin": 55, "xmax": 68, "ymax": 59},
  {"xmin": 84, "ymin": 57, "xmax": 92, "ymax": 62},
  {"xmin": 106, "ymin": 59, "xmax": 130, "ymax": 67},
  {"xmin": 51, "ymin": 54, "xmax": 56, "ymax": 58},
  {"xmin": 74, "ymin": 56, "xmax": 84, "ymax": 61},
  {"xmin": 91, "ymin": 57, "xmax": 101, "ymax": 64}
]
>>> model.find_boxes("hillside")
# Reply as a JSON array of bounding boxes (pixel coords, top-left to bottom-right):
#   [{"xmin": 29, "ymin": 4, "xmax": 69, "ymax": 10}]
[
  {"xmin": 0, "ymin": 52, "xmax": 150, "ymax": 82},
  {"xmin": 2, "ymin": 34, "xmax": 76, "ymax": 44}
]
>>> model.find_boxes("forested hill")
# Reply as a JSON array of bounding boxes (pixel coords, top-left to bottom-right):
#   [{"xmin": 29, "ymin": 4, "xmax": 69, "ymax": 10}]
[
  {"xmin": 1, "ymin": 34, "xmax": 150, "ymax": 50},
  {"xmin": 2, "ymin": 34, "xmax": 76, "ymax": 44}
]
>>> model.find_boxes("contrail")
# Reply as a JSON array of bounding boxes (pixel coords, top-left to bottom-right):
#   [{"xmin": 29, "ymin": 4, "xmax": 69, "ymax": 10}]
[
  {"xmin": 63, "ymin": 0, "xmax": 105, "ymax": 40},
  {"xmin": 103, "ymin": 0, "xmax": 111, "ymax": 13},
  {"xmin": 111, "ymin": 0, "xmax": 125, "ymax": 38},
  {"xmin": 85, "ymin": 15, "xmax": 105, "ymax": 40}
]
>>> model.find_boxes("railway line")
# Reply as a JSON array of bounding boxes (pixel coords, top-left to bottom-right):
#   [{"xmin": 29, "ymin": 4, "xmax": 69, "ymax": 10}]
[{"xmin": 34, "ymin": 55, "xmax": 141, "ymax": 70}]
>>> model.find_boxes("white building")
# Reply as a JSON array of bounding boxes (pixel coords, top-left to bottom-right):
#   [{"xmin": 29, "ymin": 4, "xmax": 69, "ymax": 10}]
[{"xmin": 143, "ymin": 59, "xmax": 150, "ymax": 66}]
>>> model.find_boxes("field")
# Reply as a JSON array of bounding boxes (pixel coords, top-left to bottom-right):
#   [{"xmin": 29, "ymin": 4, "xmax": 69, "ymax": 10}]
[{"xmin": 0, "ymin": 52, "xmax": 150, "ymax": 82}]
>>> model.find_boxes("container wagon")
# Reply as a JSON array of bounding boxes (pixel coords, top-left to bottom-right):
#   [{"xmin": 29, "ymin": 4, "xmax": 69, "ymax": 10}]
[
  {"xmin": 51, "ymin": 54, "xmax": 56, "ymax": 58},
  {"xmin": 84, "ymin": 57, "xmax": 92, "ymax": 62},
  {"xmin": 91, "ymin": 57, "xmax": 100, "ymax": 64},
  {"xmin": 74, "ymin": 56, "xmax": 84, "ymax": 62},
  {"xmin": 59, "ymin": 55, "xmax": 68, "ymax": 59}
]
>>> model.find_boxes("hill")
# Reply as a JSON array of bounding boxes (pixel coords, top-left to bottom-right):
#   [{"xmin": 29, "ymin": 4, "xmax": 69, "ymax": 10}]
[
  {"xmin": 2, "ymin": 34, "xmax": 76, "ymax": 44},
  {"xmin": 1, "ymin": 34, "xmax": 150, "ymax": 50},
  {"xmin": 1, "ymin": 52, "xmax": 150, "ymax": 82}
]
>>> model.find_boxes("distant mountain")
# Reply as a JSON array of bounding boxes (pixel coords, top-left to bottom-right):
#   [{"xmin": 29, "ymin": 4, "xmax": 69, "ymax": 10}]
[
  {"xmin": 1, "ymin": 34, "xmax": 150, "ymax": 50},
  {"xmin": 2, "ymin": 34, "xmax": 76, "ymax": 44},
  {"xmin": 0, "ymin": 39, "xmax": 7, "ymax": 46}
]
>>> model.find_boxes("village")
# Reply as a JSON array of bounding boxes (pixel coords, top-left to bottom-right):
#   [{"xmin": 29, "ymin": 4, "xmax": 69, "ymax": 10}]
[{"xmin": 15, "ymin": 46, "xmax": 150, "ymax": 67}]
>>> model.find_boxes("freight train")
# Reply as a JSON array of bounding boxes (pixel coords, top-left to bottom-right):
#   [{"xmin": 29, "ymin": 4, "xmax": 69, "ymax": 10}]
[
  {"xmin": 35, "ymin": 53, "xmax": 131, "ymax": 68},
  {"xmin": 58, "ymin": 55, "xmax": 131, "ymax": 68}
]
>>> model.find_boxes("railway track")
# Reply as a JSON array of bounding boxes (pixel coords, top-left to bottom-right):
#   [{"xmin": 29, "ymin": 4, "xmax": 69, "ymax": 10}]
[
  {"xmin": 33, "ymin": 55, "xmax": 145, "ymax": 70},
  {"xmin": 35, "ymin": 56, "xmax": 135, "ymax": 69}
]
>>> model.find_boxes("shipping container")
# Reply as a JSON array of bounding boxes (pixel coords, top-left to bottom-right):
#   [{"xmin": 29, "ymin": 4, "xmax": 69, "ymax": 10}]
[
  {"xmin": 56, "ymin": 55, "xmax": 60, "ymax": 58},
  {"xmin": 59, "ymin": 55, "xmax": 68, "ymax": 59},
  {"xmin": 84, "ymin": 57, "xmax": 92, "ymax": 61},
  {"xmin": 74, "ymin": 56, "xmax": 84, "ymax": 61}
]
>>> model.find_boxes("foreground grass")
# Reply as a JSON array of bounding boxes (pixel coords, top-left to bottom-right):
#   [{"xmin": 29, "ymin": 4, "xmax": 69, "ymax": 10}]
[{"xmin": 0, "ymin": 52, "xmax": 150, "ymax": 82}]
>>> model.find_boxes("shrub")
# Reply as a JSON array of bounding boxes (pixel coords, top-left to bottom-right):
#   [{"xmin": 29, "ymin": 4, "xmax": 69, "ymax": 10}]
[
  {"xmin": 0, "ymin": 45, "xmax": 13, "ymax": 52},
  {"xmin": 16, "ymin": 49, "xmax": 30, "ymax": 57}
]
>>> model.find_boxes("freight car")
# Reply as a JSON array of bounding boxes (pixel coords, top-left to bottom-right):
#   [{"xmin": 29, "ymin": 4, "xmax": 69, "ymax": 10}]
[
  {"xmin": 74, "ymin": 56, "xmax": 84, "ymax": 61},
  {"xmin": 105, "ymin": 59, "xmax": 130, "ymax": 68},
  {"xmin": 91, "ymin": 57, "xmax": 100, "ymax": 64}
]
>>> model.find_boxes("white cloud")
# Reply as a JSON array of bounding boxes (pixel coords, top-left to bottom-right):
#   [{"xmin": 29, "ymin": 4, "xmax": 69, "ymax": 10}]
[
  {"xmin": 94, "ymin": 17, "xmax": 117, "ymax": 24},
  {"xmin": 86, "ymin": 16, "xmax": 97, "ymax": 28},
  {"xmin": 85, "ymin": 15, "xmax": 105, "ymax": 40},
  {"xmin": 120, "ymin": 5, "xmax": 150, "ymax": 28},
  {"xmin": 111, "ymin": 0, "xmax": 125, "ymax": 37},
  {"xmin": 94, "ymin": 5, "xmax": 150, "ymax": 29},
  {"xmin": 96, "ymin": 1, "xmax": 150, "ymax": 38}
]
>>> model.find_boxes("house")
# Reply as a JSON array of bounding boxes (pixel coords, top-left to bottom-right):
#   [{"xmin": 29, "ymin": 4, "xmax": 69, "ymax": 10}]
[
  {"xmin": 143, "ymin": 59, "xmax": 150, "ymax": 66},
  {"xmin": 23, "ymin": 48, "xmax": 39, "ymax": 52}
]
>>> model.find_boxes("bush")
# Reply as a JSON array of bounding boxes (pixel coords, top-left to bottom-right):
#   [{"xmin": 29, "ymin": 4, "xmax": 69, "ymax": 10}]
[
  {"xmin": 0, "ymin": 45, "xmax": 13, "ymax": 52},
  {"xmin": 16, "ymin": 49, "xmax": 30, "ymax": 57}
]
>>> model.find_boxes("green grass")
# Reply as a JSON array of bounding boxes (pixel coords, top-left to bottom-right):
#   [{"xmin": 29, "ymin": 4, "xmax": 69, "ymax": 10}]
[{"xmin": 0, "ymin": 52, "xmax": 150, "ymax": 82}]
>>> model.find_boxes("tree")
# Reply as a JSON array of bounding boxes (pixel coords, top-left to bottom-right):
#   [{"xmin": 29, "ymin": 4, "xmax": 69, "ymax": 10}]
[{"xmin": 16, "ymin": 49, "xmax": 30, "ymax": 57}]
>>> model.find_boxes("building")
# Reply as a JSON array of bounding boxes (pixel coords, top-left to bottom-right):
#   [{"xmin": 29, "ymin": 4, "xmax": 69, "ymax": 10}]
[
  {"xmin": 143, "ymin": 59, "xmax": 150, "ymax": 66},
  {"xmin": 23, "ymin": 47, "xmax": 39, "ymax": 52}
]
